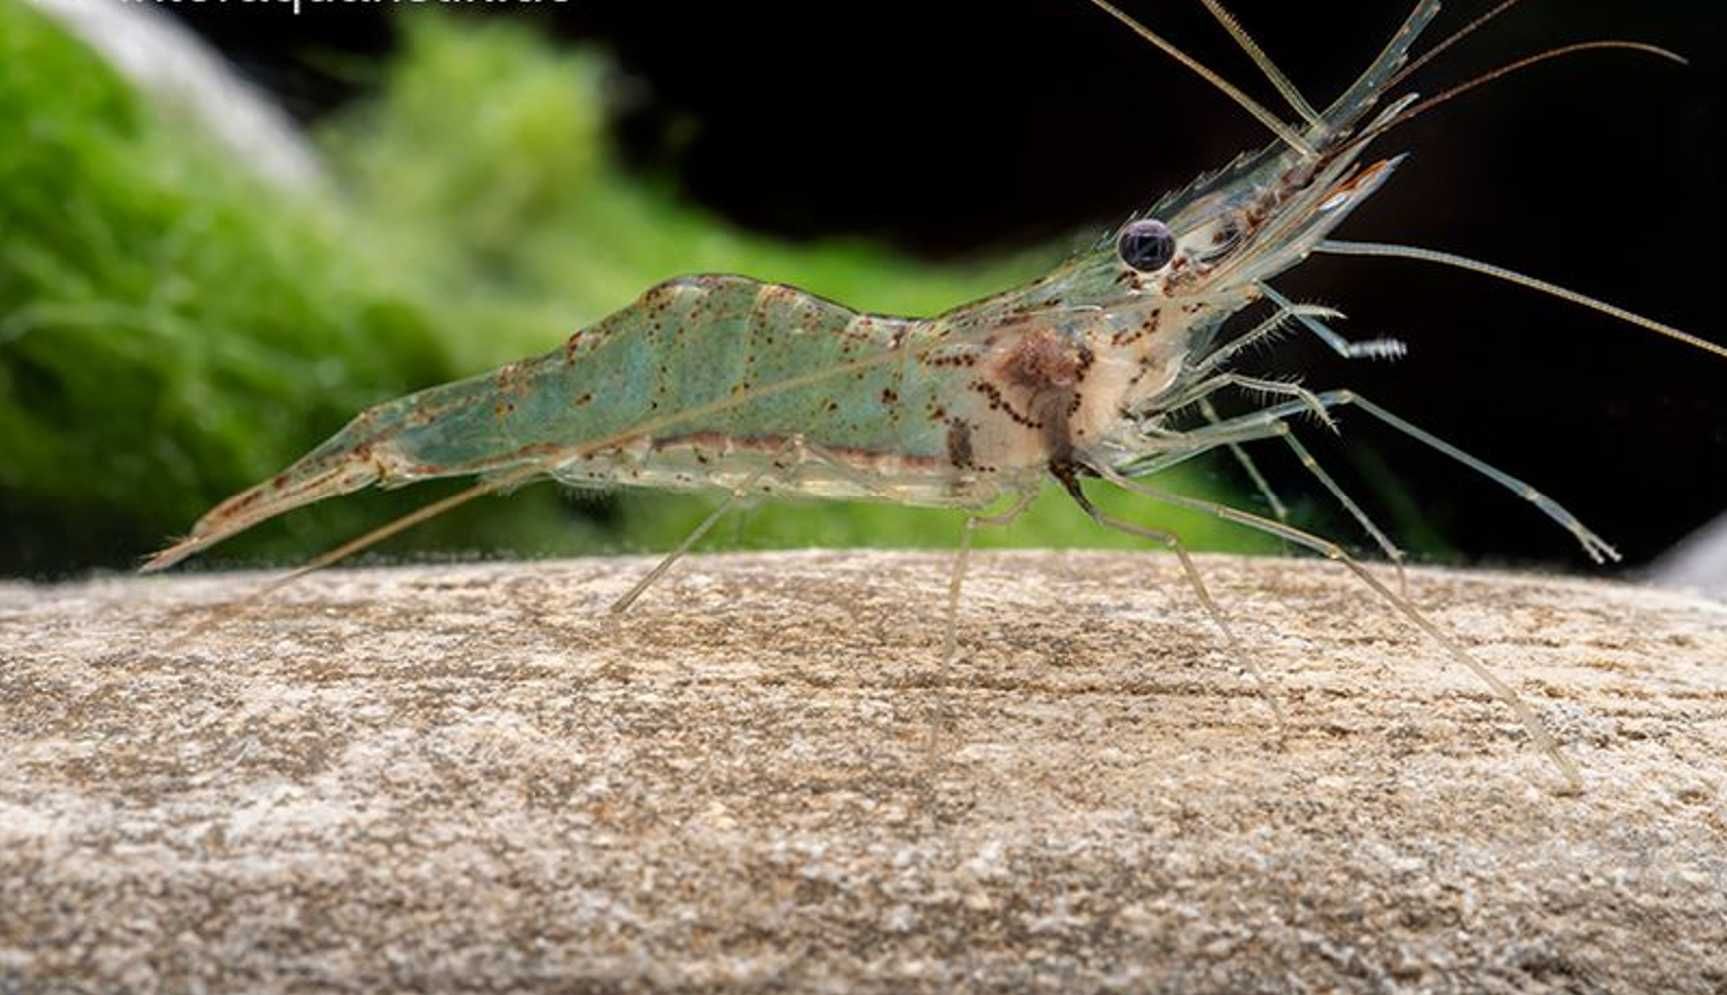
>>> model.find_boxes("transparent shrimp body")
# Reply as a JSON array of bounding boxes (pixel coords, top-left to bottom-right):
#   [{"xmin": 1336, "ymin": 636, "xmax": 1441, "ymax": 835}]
[
  {"xmin": 167, "ymin": 136, "xmax": 1393, "ymax": 560},
  {"xmin": 142, "ymin": 0, "xmax": 1723, "ymax": 793}
]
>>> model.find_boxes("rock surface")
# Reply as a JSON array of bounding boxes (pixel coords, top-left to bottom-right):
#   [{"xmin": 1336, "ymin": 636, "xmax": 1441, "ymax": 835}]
[{"xmin": 2, "ymin": 550, "xmax": 1724, "ymax": 993}]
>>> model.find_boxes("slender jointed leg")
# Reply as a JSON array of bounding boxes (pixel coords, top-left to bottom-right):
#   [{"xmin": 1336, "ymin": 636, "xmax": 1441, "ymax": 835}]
[
  {"xmin": 1276, "ymin": 428, "xmax": 1409, "ymax": 597},
  {"xmin": 1051, "ymin": 463, "xmax": 1289, "ymax": 738},
  {"xmin": 1199, "ymin": 397, "xmax": 1289, "ymax": 522},
  {"xmin": 1258, "ymin": 281, "xmax": 1408, "ymax": 360},
  {"xmin": 1128, "ymin": 407, "xmax": 1408, "ymax": 590},
  {"xmin": 943, "ymin": 489, "xmax": 1040, "ymax": 666},
  {"xmin": 1187, "ymin": 303, "xmax": 1343, "ymax": 381},
  {"xmin": 924, "ymin": 488, "xmax": 1040, "ymax": 757},
  {"xmin": 1164, "ymin": 371, "xmax": 1337, "ymax": 431},
  {"xmin": 610, "ymin": 491, "xmax": 749, "ymax": 614},
  {"xmin": 610, "ymin": 436, "xmax": 805, "ymax": 614},
  {"xmin": 1174, "ymin": 389, "xmax": 1619, "ymax": 563},
  {"xmin": 1089, "ymin": 461, "xmax": 1582, "ymax": 794},
  {"xmin": 612, "ymin": 432, "xmax": 909, "ymax": 615},
  {"xmin": 1115, "ymin": 420, "xmax": 1294, "ymax": 478}
]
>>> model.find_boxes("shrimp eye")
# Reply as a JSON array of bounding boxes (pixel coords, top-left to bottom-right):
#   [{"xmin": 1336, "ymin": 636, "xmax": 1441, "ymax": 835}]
[{"xmin": 1117, "ymin": 219, "xmax": 1176, "ymax": 273}]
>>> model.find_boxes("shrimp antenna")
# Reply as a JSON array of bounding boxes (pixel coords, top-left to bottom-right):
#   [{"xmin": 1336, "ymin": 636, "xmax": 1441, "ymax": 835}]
[
  {"xmin": 1381, "ymin": 0, "xmax": 1529, "ymax": 93},
  {"xmin": 1195, "ymin": 0, "xmax": 1322, "ymax": 128},
  {"xmin": 1316, "ymin": 240, "xmax": 1727, "ymax": 361},
  {"xmin": 1353, "ymin": 41, "xmax": 1686, "ymax": 153},
  {"xmin": 1084, "ymin": 0, "xmax": 1315, "ymax": 156},
  {"xmin": 1319, "ymin": 0, "xmax": 1441, "ymax": 137}
]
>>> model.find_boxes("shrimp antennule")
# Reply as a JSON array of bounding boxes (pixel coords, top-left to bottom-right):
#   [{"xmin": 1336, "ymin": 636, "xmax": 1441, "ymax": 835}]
[
  {"xmin": 1195, "ymin": 0, "xmax": 1322, "ymax": 127},
  {"xmin": 1381, "ymin": 0, "xmax": 1530, "ymax": 94},
  {"xmin": 1347, "ymin": 41, "xmax": 1686, "ymax": 158},
  {"xmin": 1083, "ymin": 0, "xmax": 1314, "ymax": 156}
]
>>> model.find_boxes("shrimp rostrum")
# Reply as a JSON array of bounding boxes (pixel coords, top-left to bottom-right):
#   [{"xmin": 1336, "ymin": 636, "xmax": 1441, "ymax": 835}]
[{"xmin": 142, "ymin": 0, "xmax": 1723, "ymax": 792}]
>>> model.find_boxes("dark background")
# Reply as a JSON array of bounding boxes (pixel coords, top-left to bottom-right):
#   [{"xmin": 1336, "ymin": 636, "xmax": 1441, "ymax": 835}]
[{"xmin": 160, "ymin": 0, "xmax": 1723, "ymax": 571}]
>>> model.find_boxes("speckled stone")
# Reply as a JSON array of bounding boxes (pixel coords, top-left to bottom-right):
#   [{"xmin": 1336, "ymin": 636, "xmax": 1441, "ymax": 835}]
[{"xmin": 2, "ymin": 550, "xmax": 1723, "ymax": 993}]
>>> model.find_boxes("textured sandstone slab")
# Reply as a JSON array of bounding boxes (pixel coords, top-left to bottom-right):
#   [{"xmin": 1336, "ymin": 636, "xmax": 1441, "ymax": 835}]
[{"xmin": 1, "ymin": 550, "xmax": 1724, "ymax": 993}]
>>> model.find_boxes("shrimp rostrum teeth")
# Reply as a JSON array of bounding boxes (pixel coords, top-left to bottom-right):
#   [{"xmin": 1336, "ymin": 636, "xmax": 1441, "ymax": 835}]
[{"xmin": 142, "ymin": 0, "xmax": 1721, "ymax": 793}]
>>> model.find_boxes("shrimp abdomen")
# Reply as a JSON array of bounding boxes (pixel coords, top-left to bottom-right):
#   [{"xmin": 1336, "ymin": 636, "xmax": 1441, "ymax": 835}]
[{"xmin": 144, "ymin": 275, "xmax": 989, "ymax": 568}]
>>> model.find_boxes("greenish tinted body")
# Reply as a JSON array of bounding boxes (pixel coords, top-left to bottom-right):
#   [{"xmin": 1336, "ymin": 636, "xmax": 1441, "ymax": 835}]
[
  {"xmin": 353, "ymin": 274, "xmax": 1037, "ymax": 510},
  {"xmin": 146, "ymin": 0, "xmax": 1454, "ymax": 569},
  {"xmin": 144, "ymin": 0, "xmax": 1719, "ymax": 796}
]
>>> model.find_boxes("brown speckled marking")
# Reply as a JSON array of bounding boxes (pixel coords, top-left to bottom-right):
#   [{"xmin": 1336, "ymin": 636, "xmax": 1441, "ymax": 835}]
[
  {"xmin": 946, "ymin": 419, "xmax": 975, "ymax": 470},
  {"xmin": 493, "ymin": 363, "xmax": 532, "ymax": 399},
  {"xmin": 971, "ymin": 380, "xmax": 1041, "ymax": 429},
  {"xmin": 925, "ymin": 351, "xmax": 977, "ymax": 368},
  {"xmin": 1112, "ymin": 309, "xmax": 1161, "ymax": 347}
]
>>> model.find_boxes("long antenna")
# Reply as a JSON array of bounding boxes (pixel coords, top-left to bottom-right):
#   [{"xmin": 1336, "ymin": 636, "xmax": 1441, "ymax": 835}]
[
  {"xmin": 1350, "ymin": 41, "xmax": 1686, "ymax": 154},
  {"xmin": 1196, "ymin": 0, "xmax": 1322, "ymax": 127},
  {"xmin": 1317, "ymin": 240, "xmax": 1727, "ymax": 361},
  {"xmin": 1084, "ymin": 0, "xmax": 1314, "ymax": 156},
  {"xmin": 1318, "ymin": 0, "xmax": 1443, "ymax": 131},
  {"xmin": 1381, "ymin": 0, "xmax": 1530, "ymax": 93}
]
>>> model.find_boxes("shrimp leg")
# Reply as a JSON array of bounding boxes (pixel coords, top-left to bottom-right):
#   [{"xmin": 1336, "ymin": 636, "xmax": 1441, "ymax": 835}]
[
  {"xmin": 1150, "ymin": 389, "xmax": 1619, "ymax": 563},
  {"xmin": 1163, "ymin": 371, "xmax": 1337, "ymax": 430},
  {"xmin": 1188, "ymin": 304, "xmax": 1343, "ymax": 381},
  {"xmin": 1133, "ymin": 411, "xmax": 1413, "ymax": 592},
  {"xmin": 1087, "ymin": 462, "xmax": 1582, "ymax": 794},
  {"xmin": 1052, "ymin": 463, "xmax": 1289, "ymax": 736},
  {"xmin": 609, "ymin": 490, "xmax": 751, "ymax": 615},
  {"xmin": 919, "ymin": 488, "xmax": 1041, "ymax": 755},
  {"xmin": 1277, "ymin": 428, "xmax": 1410, "ymax": 596},
  {"xmin": 1258, "ymin": 282, "xmax": 1408, "ymax": 360},
  {"xmin": 1200, "ymin": 397, "xmax": 1289, "ymax": 521},
  {"xmin": 1163, "ymin": 379, "xmax": 1410, "ymax": 586},
  {"xmin": 610, "ymin": 434, "xmax": 817, "ymax": 614},
  {"xmin": 942, "ymin": 488, "xmax": 1040, "ymax": 666}
]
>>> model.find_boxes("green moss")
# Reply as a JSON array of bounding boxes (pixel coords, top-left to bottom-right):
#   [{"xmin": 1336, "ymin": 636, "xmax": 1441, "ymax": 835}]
[
  {"xmin": 0, "ymin": 4, "xmax": 1270, "ymax": 578},
  {"xmin": 0, "ymin": 0, "xmax": 569, "ymax": 573}
]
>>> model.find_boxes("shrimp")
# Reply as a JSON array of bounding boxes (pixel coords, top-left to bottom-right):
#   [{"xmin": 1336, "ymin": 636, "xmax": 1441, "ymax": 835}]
[{"xmin": 140, "ymin": 0, "xmax": 1723, "ymax": 793}]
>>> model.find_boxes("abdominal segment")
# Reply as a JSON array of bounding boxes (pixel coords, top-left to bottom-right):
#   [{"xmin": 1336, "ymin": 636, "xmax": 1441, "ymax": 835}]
[{"xmin": 377, "ymin": 274, "xmax": 1051, "ymax": 507}]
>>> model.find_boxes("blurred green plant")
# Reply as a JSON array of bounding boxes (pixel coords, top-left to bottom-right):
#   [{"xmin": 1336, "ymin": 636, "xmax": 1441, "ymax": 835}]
[{"xmin": 0, "ymin": 2, "xmax": 1268, "ymax": 578}]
